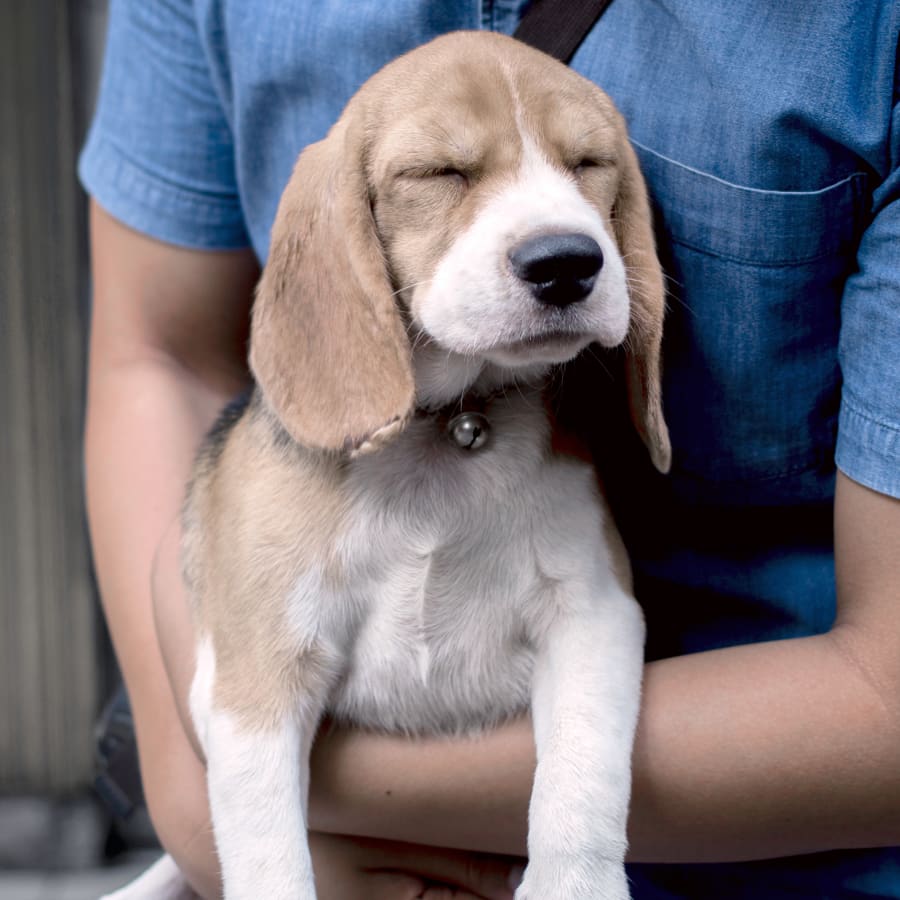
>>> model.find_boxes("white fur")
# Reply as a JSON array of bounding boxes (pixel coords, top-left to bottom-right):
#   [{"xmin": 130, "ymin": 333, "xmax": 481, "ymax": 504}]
[
  {"xmin": 190, "ymin": 636, "xmax": 327, "ymax": 899},
  {"xmin": 414, "ymin": 134, "xmax": 630, "ymax": 368},
  {"xmin": 203, "ymin": 706, "xmax": 316, "ymax": 899}
]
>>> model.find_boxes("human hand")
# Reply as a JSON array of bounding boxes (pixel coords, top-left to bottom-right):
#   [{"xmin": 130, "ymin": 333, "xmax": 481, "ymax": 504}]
[{"xmin": 310, "ymin": 831, "xmax": 521, "ymax": 900}]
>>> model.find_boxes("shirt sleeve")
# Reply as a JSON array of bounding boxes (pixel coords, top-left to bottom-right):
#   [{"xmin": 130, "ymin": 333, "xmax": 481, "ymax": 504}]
[
  {"xmin": 836, "ymin": 88, "xmax": 900, "ymax": 498},
  {"xmin": 78, "ymin": 0, "xmax": 250, "ymax": 250}
]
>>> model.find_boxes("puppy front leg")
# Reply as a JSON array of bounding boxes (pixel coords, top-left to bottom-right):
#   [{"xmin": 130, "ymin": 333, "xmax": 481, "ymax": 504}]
[
  {"xmin": 204, "ymin": 702, "xmax": 321, "ymax": 900},
  {"xmin": 191, "ymin": 633, "xmax": 335, "ymax": 900},
  {"xmin": 517, "ymin": 590, "xmax": 645, "ymax": 900}
]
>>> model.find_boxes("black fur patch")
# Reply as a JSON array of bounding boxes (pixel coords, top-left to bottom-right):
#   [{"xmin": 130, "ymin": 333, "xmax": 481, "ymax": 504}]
[{"xmin": 201, "ymin": 389, "xmax": 253, "ymax": 465}]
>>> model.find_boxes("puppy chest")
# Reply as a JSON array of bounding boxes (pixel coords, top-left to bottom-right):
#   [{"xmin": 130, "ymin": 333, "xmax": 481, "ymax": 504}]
[
  {"xmin": 325, "ymin": 540, "xmax": 539, "ymax": 735},
  {"xmin": 330, "ymin": 605, "xmax": 536, "ymax": 735}
]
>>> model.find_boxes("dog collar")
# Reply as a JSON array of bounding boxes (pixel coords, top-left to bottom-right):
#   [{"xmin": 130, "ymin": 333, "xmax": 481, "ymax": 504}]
[
  {"xmin": 447, "ymin": 409, "xmax": 490, "ymax": 450},
  {"xmin": 417, "ymin": 392, "xmax": 495, "ymax": 451}
]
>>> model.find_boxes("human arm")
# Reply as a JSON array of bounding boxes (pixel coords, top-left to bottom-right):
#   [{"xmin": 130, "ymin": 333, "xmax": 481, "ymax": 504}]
[
  {"xmin": 304, "ymin": 471, "xmax": 900, "ymax": 862},
  {"xmin": 85, "ymin": 200, "xmax": 257, "ymax": 897}
]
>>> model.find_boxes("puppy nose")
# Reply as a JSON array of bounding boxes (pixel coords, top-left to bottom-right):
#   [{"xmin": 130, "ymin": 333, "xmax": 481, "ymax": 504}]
[{"xmin": 508, "ymin": 232, "xmax": 604, "ymax": 307}]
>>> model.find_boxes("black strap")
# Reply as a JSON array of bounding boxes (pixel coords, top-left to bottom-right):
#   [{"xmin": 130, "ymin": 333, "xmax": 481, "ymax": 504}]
[{"xmin": 513, "ymin": 0, "xmax": 614, "ymax": 63}]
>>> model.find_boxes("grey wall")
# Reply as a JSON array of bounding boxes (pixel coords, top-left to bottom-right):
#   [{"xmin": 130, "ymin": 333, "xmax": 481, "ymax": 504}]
[{"xmin": 1, "ymin": 0, "xmax": 109, "ymax": 795}]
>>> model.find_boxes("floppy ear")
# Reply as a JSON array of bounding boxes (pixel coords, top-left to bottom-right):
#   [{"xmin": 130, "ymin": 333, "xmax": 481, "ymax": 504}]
[
  {"xmin": 612, "ymin": 138, "xmax": 672, "ymax": 473},
  {"xmin": 249, "ymin": 114, "xmax": 414, "ymax": 454}
]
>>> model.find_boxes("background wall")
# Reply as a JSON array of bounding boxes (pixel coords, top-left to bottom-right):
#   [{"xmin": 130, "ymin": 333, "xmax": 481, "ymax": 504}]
[{"xmin": 0, "ymin": 0, "xmax": 116, "ymax": 866}]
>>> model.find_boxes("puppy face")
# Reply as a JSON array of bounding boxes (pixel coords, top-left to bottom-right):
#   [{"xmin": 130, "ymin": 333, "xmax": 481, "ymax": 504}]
[
  {"xmin": 251, "ymin": 32, "xmax": 670, "ymax": 470},
  {"xmin": 371, "ymin": 62, "xmax": 629, "ymax": 370}
]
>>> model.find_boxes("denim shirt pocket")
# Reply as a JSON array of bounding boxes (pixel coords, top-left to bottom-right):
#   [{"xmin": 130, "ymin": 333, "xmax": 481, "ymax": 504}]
[{"xmin": 633, "ymin": 140, "xmax": 869, "ymax": 505}]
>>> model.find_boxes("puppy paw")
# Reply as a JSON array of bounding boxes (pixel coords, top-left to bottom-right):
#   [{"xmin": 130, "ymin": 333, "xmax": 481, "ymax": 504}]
[{"xmin": 513, "ymin": 859, "xmax": 630, "ymax": 900}]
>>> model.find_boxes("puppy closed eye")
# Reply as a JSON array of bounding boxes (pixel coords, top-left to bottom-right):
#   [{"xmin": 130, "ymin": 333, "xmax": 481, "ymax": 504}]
[
  {"xmin": 572, "ymin": 156, "xmax": 615, "ymax": 174},
  {"xmin": 380, "ymin": 163, "xmax": 470, "ymax": 229},
  {"xmin": 397, "ymin": 163, "xmax": 472, "ymax": 190}
]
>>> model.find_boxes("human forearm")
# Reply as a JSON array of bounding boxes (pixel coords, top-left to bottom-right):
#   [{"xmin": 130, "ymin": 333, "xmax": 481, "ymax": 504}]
[
  {"xmin": 629, "ymin": 628, "xmax": 900, "ymax": 861},
  {"xmin": 85, "ymin": 220, "xmax": 255, "ymax": 742},
  {"xmin": 85, "ymin": 354, "xmax": 229, "ymax": 706},
  {"xmin": 85, "ymin": 202, "xmax": 256, "ymax": 706},
  {"xmin": 85, "ymin": 354, "xmax": 236, "ymax": 898},
  {"xmin": 85, "ymin": 202, "xmax": 258, "ymax": 897},
  {"xmin": 308, "ymin": 627, "xmax": 900, "ymax": 862}
]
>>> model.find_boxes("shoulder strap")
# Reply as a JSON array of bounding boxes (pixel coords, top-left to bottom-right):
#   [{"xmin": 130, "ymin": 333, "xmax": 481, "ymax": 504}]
[{"xmin": 513, "ymin": 0, "xmax": 614, "ymax": 63}]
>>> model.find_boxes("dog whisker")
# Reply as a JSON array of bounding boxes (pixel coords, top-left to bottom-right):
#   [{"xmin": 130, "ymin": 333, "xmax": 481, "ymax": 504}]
[{"xmin": 391, "ymin": 278, "xmax": 433, "ymax": 299}]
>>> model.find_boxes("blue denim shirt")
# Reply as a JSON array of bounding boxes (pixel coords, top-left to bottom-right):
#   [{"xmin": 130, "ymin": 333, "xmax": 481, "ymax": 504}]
[{"xmin": 80, "ymin": 1, "xmax": 900, "ymax": 896}]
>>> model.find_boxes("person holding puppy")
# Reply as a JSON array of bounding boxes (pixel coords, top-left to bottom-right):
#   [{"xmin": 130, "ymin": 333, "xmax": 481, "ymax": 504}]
[{"xmin": 81, "ymin": 1, "xmax": 900, "ymax": 897}]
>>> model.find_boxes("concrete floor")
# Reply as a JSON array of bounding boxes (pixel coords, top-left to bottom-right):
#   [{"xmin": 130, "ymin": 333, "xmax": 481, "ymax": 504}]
[
  {"xmin": 0, "ymin": 795, "xmax": 162, "ymax": 900},
  {"xmin": 0, "ymin": 851, "xmax": 159, "ymax": 900}
]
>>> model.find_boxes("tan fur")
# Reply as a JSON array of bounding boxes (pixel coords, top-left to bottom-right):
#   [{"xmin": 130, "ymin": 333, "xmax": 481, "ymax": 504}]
[
  {"xmin": 250, "ymin": 124, "xmax": 415, "ymax": 455},
  {"xmin": 184, "ymin": 399, "xmax": 349, "ymax": 730},
  {"xmin": 612, "ymin": 138, "xmax": 671, "ymax": 473}
]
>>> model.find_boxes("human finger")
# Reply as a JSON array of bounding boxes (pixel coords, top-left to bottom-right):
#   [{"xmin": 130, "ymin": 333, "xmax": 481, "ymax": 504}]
[{"xmin": 352, "ymin": 836, "xmax": 520, "ymax": 900}]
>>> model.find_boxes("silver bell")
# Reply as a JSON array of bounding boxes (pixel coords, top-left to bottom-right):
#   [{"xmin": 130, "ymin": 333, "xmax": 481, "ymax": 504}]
[{"xmin": 447, "ymin": 411, "xmax": 490, "ymax": 450}]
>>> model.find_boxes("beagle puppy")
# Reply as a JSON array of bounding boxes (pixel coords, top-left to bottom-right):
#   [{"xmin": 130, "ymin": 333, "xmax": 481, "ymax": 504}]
[{"xmin": 109, "ymin": 30, "xmax": 670, "ymax": 900}]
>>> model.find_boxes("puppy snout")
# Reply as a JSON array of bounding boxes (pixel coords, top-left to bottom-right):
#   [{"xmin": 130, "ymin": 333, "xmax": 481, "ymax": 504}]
[{"xmin": 508, "ymin": 232, "xmax": 604, "ymax": 308}]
